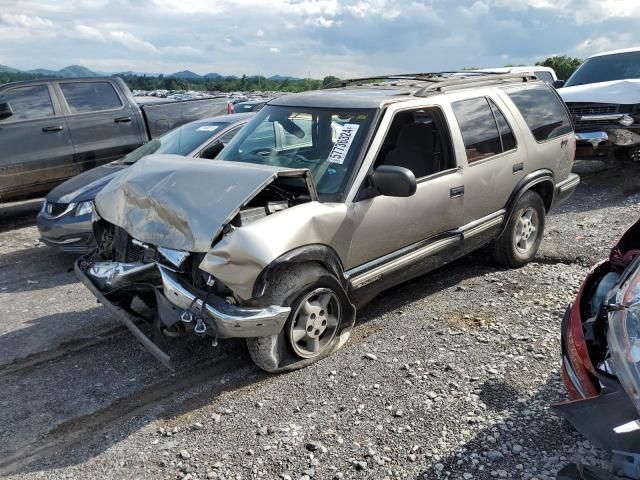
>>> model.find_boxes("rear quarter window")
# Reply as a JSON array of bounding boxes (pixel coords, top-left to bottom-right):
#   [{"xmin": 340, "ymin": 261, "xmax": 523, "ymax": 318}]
[{"xmin": 503, "ymin": 84, "xmax": 572, "ymax": 142}]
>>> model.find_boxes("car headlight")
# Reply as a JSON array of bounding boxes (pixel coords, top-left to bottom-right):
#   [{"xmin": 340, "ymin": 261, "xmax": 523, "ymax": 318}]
[{"xmin": 75, "ymin": 201, "xmax": 94, "ymax": 216}]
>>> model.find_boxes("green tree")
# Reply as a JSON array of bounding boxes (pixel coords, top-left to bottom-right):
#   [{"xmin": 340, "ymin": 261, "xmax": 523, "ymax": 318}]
[
  {"xmin": 535, "ymin": 55, "xmax": 583, "ymax": 80},
  {"xmin": 322, "ymin": 75, "xmax": 340, "ymax": 87}
]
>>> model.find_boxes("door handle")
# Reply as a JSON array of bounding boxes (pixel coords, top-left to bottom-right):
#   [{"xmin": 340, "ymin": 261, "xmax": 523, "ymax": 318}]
[
  {"xmin": 513, "ymin": 162, "xmax": 524, "ymax": 173},
  {"xmin": 450, "ymin": 186, "xmax": 464, "ymax": 199},
  {"xmin": 114, "ymin": 116, "xmax": 132, "ymax": 123},
  {"xmin": 42, "ymin": 125, "xmax": 64, "ymax": 132}
]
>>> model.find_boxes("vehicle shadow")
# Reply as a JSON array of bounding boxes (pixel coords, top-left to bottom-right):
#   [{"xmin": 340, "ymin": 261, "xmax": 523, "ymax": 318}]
[
  {"xmin": 414, "ymin": 376, "xmax": 595, "ymax": 479},
  {"xmin": 0, "ymin": 306, "xmax": 119, "ymax": 367},
  {"xmin": 0, "ymin": 198, "xmax": 42, "ymax": 233},
  {"xmin": 0, "ymin": 246, "xmax": 78, "ymax": 293},
  {"xmin": 356, "ymin": 248, "xmax": 504, "ymax": 325}
]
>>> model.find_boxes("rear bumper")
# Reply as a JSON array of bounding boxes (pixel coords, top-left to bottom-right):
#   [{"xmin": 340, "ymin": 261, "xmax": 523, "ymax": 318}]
[
  {"xmin": 75, "ymin": 259, "xmax": 291, "ymax": 367},
  {"xmin": 553, "ymin": 173, "xmax": 580, "ymax": 206}
]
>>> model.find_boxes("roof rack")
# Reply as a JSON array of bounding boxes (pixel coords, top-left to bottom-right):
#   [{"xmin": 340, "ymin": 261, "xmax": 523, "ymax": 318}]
[
  {"xmin": 322, "ymin": 73, "xmax": 444, "ymax": 89},
  {"xmin": 414, "ymin": 73, "xmax": 538, "ymax": 96},
  {"xmin": 322, "ymin": 72, "xmax": 539, "ymax": 94}
]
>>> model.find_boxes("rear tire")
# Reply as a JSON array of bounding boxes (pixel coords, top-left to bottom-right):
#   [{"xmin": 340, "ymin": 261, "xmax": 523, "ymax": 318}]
[
  {"xmin": 492, "ymin": 190, "xmax": 545, "ymax": 268},
  {"xmin": 246, "ymin": 263, "xmax": 355, "ymax": 373}
]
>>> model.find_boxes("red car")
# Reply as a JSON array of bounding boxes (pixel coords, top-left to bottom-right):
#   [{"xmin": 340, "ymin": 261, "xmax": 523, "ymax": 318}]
[{"xmin": 554, "ymin": 218, "xmax": 640, "ymax": 454}]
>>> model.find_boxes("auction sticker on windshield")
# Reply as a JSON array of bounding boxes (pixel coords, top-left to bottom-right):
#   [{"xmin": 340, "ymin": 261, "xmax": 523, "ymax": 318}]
[
  {"xmin": 196, "ymin": 125, "xmax": 219, "ymax": 132},
  {"xmin": 328, "ymin": 124, "xmax": 360, "ymax": 164}
]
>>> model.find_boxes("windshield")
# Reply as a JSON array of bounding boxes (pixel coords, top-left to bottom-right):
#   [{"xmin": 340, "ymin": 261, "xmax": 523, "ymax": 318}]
[
  {"xmin": 121, "ymin": 121, "xmax": 227, "ymax": 164},
  {"xmin": 216, "ymin": 105, "xmax": 375, "ymax": 199},
  {"xmin": 565, "ymin": 51, "xmax": 640, "ymax": 87}
]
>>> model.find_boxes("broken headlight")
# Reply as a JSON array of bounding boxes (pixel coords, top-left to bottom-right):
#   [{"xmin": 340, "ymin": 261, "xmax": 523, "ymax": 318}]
[{"xmin": 608, "ymin": 265, "xmax": 640, "ymax": 417}]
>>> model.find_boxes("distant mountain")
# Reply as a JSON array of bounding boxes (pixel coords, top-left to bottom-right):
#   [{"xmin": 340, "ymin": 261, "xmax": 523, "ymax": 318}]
[
  {"xmin": 0, "ymin": 64, "xmax": 21, "ymax": 74},
  {"xmin": 268, "ymin": 75, "xmax": 299, "ymax": 81},
  {"xmin": 26, "ymin": 65, "xmax": 98, "ymax": 78},
  {"xmin": 1, "ymin": 63, "xmax": 305, "ymax": 82},
  {"xmin": 169, "ymin": 70, "xmax": 202, "ymax": 79}
]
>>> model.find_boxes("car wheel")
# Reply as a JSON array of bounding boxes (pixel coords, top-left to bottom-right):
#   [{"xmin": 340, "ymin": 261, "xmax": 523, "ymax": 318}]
[
  {"xmin": 246, "ymin": 263, "xmax": 355, "ymax": 373},
  {"xmin": 492, "ymin": 190, "xmax": 545, "ymax": 268}
]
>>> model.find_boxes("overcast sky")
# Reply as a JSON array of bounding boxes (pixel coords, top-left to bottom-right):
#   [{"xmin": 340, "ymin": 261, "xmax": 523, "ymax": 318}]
[{"xmin": 1, "ymin": 0, "xmax": 639, "ymax": 78}]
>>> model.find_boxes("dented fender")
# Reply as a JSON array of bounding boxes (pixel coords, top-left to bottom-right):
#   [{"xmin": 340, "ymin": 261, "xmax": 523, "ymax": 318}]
[{"xmin": 199, "ymin": 202, "xmax": 351, "ymax": 301}]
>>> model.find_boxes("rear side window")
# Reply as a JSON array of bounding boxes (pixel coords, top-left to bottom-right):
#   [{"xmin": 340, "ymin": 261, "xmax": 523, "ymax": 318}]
[
  {"xmin": 0, "ymin": 85, "xmax": 54, "ymax": 122},
  {"xmin": 452, "ymin": 97, "xmax": 504, "ymax": 163},
  {"xmin": 60, "ymin": 82, "xmax": 122, "ymax": 114},
  {"xmin": 503, "ymin": 84, "xmax": 572, "ymax": 142},
  {"xmin": 488, "ymin": 98, "xmax": 516, "ymax": 151}
]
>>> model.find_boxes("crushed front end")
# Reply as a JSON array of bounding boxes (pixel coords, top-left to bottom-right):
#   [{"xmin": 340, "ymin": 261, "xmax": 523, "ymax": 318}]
[
  {"xmin": 76, "ymin": 220, "xmax": 291, "ymax": 368},
  {"xmin": 554, "ymin": 218, "xmax": 640, "ymax": 459}
]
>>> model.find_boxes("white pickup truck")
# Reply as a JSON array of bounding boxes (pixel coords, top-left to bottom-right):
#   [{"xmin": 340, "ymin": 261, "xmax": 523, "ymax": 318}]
[{"xmin": 557, "ymin": 47, "xmax": 640, "ymax": 161}]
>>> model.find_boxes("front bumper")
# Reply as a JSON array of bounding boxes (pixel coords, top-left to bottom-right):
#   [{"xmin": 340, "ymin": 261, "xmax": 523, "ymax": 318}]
[
  {"xmin": 156, "ymin": 265, "xmax": 290, "ymax": 339},
  {"xmin": 37, "ymin": 210, "xmax": 95, "ymax": 254},
  {"xmin": 575, "ymin": 128, "xmax": 640, "ymax": 158},
  {"xmin": 75, "ymin": 259, "xmax": 290, "ymax": 368}
]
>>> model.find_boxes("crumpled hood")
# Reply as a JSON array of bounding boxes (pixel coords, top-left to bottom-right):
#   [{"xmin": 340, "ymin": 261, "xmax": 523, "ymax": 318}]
[
  {"xmin": 559, "ymin": 79, "xmax": 640, "ymax": 105},
  {"xmin": 95, "ymin": 154, "xmax": 314, "ymax": 252},
  {"xmin": 47, "ymin": 163, "xmax": 128, "ymax": 204}
]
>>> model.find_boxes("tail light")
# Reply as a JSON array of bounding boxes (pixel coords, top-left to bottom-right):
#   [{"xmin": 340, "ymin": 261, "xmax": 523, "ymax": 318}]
[{"xmin": 227, "ymin": 102, "xmax": 234, "ymax": 114}]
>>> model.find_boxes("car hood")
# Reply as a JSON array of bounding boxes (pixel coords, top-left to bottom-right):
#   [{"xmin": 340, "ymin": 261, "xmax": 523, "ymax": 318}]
[
  {"xmin": 95, "ymin": 154, "xmax": 317, "ymax": 253},
  {"xmin": 46, "ymin": 163, "xmax": 128, "ymax": 204},
  {"xmin": 559, "ymin": 79, "xmax": 640, "ymax": 104}
]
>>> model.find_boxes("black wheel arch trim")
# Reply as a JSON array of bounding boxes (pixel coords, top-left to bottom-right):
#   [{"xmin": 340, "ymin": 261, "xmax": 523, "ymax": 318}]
[
  {"xmin": 501, "ymin": 169, "xmax": 554, "ymax": 235},
  {"xmin": 252, "ymin": 244, "xmax": 347, "ymax": 299}
]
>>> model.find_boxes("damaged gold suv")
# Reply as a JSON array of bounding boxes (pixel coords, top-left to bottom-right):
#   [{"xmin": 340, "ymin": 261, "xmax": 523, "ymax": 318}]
[{"xmin": 77, "ymin": 73, "xmax": 580, "ymax": 372}]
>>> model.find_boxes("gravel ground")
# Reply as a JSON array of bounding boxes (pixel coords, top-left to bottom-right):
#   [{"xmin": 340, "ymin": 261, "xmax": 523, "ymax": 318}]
[{"xmin": 1, "ymin": 160, "xmax": 639, "ymax": 480}]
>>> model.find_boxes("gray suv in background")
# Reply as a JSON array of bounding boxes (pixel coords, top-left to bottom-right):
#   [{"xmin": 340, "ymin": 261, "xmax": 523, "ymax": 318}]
[
  {"xmin": 76, "ymin": 73, "xmax": 579, "ymax": 372},
  {"xmin": 36, "ymin": 113, "xmax": 253, "ymax": 253}
]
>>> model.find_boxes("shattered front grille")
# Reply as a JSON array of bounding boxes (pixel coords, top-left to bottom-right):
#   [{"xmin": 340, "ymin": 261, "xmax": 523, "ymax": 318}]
[
  {"xmin": 126, "ymin": 241, "xmax": 147, "ymax": 262},
  {"xmin": 568, "ymin": 103, "xmax": 619, "ymax": 116}
]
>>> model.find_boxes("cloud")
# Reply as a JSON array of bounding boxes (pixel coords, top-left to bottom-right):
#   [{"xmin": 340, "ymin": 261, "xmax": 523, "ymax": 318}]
[
  {"xmin": 2, "ymin": 0, "xmax": 640, "ymax": 78},
  {"xmin": 73, "ymin": 24, "xmax": 104, "ymax": 41},
  {"xmin": 0, "ymin": 13, "xmax": 53, "ymax": 28},
  {"xmin": 109, "ymin": 30, "xmax": 158, "ymax": 52}
]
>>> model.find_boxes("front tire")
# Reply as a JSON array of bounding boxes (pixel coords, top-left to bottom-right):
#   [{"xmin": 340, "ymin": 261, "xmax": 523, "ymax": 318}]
[
  {"xmin": 246, "ymin": 263, "xmax": 355, "ymax": 373},
  {"xmin": 492, "ymin": 190, "xmax": 545, "ymax": 268}
]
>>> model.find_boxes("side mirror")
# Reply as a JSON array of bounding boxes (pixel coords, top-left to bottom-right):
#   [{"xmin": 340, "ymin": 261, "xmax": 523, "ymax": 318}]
[
  {"xmin": 552, "ymin": 80, "xmax": 565, "ymax": 89},
  {"xmin": 200, "ymin": 141, "xmax": 225, "ymax": 160},
  {"xmin": 370, "ymin": 165, "xmax": 417, "ymax": 197},
  {"xmin": 0, "ymin": 102, "xmax": 13, "ymax": 121}
]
